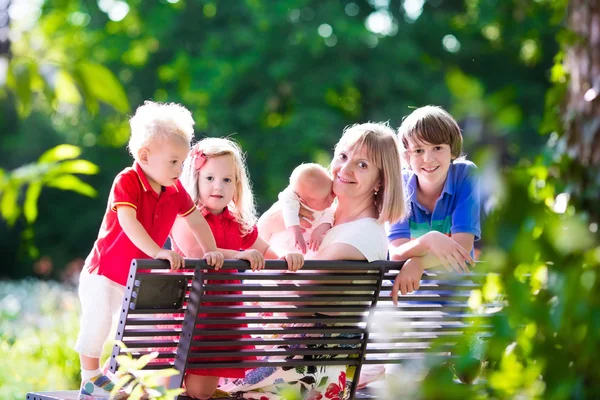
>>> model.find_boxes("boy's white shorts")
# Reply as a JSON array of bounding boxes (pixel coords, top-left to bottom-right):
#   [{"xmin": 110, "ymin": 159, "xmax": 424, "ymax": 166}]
[{"xmin": 74, "ymin": 269, "xmax": 125, "ymax": 358}]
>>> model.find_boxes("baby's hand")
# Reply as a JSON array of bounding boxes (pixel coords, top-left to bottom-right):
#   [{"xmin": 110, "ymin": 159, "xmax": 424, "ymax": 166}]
[
  {"xmin": 283, "ymin": 252, "xmax": 304, "ymax": 272},
  {"xmin": 204, "ymin": 251, "xmax": 224, "ymax": 270},
  {"xmin": 235, "ymin": 249, "xmax": 265, "ymax": 271},
  {"xmin": 308, "ymin": 223, "xmax": 331, "ymax": 252},
  {"xmin": 420, "ymin": 231, "xmax": 473, "ymax": 273},
  {"xmin": 155, "ymin": 249, "xmax": 184, "ymax": 271},
  {"xmin": 288, "ymin": 225, "xmax": 307, "ymax": 254}
]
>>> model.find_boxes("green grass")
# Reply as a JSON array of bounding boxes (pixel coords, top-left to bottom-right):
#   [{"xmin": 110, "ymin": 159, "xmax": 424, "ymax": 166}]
[{"xmin": 0, "ymin": 279, "xmax": 81, "ymax": 399}]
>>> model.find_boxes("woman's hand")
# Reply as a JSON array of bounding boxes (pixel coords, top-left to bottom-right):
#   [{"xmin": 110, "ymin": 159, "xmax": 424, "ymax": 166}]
[
  {"xmin": 203, "ymin": 251, "xmax": 224, "ymax": 270},
  {"xmin": 392, "ymin": 257, "xmax": 426, "ymax": 305},
  {"xmin": 419, "ymin": 231, "xmax": 472, "ymax": 273},
  {"xmin": 235, "ymin": 249, "xmax": 265, "ymax": 271},
  {"xmin": 283, "ymin": 253, "xmax": 304, "ymax": 272}
]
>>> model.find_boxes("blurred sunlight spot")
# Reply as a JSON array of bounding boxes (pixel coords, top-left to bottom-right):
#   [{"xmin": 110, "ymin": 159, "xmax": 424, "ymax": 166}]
[
  {"xmin": 365, "ymin": 34, "xmax": 378, "ymax": 48},
  {"xmin": 345, "ymin": 2, "xmax": 359, "ymax": 17},
  {"xmin": 589, "ymin": 222, "xmax": 598, "ymax": 233},
  {"xmin": 584, "ymin": 88, "xmax": 597, "ymax": 102},
  {"xmin": 68, "ymin": 11, "xmax": 90, "ymax": 27},
  {"xmin": 203, "ymin": 3, "xmax": 217, "ymax": 18},
  {"xmin": 266, "ymin": 112, "xmax": 282, "ymax": 128},
  {"xmin": 288, "ymin": 9, "xmax": 300, "ymax": 22},
  {"xmin": 0, "ymin": 56, "xmax": 7, "ymax": 86},
  {"xmin": 105, "ymin": 0, "xmax": 129, "ymax": 22},
  {"xmin": 483, "ymin": 274, "xmax": 502, "ymax": 302},
  {"xmin": 552, "ymin": 192, "xmax": 569, "ymax": 214},
  {"xmin": 324, "ymin": 35, "xmax": 338, "ymax": 47},
  {"xmin": 374, "ymin": 361, "xmax": 424, "ymax": 399},
  {"xmin": 119, "ymin": 68, "xmax": 133, "ymax": 83},
  {"xmin": 167, "ymin": 0, "xmax": 179, "ymax": 3},
  {"xmin": 366, "ymin": 308, "xmax": 409, "ymax": 343},
  {"xmin": 532, "ymin": 265, "xmax": 548, "ymax": 293},
  {"xmin": 581, "ymin": 270, "xmax": 596, "ymax": 291},
  {"xmin": 524, "ymin": 323, "xmax": 537, "ymax": 339},
  {"xmin": 8, "ymin": 0, "xmax": 42, "ymax": 33},
  {"xmin": 442, "ymin": 34, "xmax": 461, "ymax": 53},
  {"xmin": 82, "ymin": 133, "xmax": 96, "ymax": 147},
  {"xmin": 369, "ymin": 0, "xmax": 390, "ymax": 8},
  {"xmin": 468, "ymin": 289, "xmax": 482, "ymax": 310},
  {"xmin": 1, "ymin": 293, "xmax": 21, "ymax": 317},
  {"xmin": 482, "ymin": 24, "xmax": 500, "ymax": 41},
  {"xmin": 365, "ymin": 10, "xmax": 396, "ymax": 36},
  {"xmin": 549, "ymin": 217, "xmax": 595, "ymax": 254},
  {"xmin": 520, "ymin": 39, "xmax": 538, "ymax": 64},
  {"xmin": 318, "ymin": 23, "xmax": 333, "ymax": 38},
  {"xmin": 403, "ymin": 0, "xmax": 424, "ymax": 22}
]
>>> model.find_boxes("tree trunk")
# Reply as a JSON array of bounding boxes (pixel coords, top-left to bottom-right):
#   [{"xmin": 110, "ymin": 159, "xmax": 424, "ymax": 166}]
[{"xmin": 563, "ymin": 0, "xmax": 600, "ymax": 166}]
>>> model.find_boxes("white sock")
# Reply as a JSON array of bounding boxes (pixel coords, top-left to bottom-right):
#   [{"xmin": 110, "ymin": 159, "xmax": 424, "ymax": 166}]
[{"xmin": 81, "ymin": 368, "xmax": 102, "ymax": 381}]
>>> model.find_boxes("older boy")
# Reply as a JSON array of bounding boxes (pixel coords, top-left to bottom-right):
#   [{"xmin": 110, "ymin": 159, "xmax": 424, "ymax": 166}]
[
  {"xmin": 389, "ymin": 106, "xmax": 480, "ymax": 303},
  {"xmin": 74, "ymin": 101, "xmax": 224, "ymax": 399}
]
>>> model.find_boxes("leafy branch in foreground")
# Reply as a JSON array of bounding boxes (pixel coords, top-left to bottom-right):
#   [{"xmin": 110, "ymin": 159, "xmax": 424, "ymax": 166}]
[
  {"xmin": 0, "ymin": 144, "xmax": 98, "ymax": 258},
  {"xmin": 111, "ymin": 342, "xmax": 185, "ymax": 400}
]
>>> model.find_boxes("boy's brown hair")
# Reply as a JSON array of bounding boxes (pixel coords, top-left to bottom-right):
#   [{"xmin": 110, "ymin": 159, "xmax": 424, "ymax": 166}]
[{"xmin": 398, "ymin": 105, "xmax": 463, "ymax": 159}]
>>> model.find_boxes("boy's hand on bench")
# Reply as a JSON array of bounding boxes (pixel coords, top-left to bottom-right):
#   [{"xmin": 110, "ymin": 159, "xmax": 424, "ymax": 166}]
[
  {"xmin": 155, "ymin": 249, "xmax": 185, "ymax": 271},
  {"xmin": 204, "ymin": 251, "xmax": 225, "ymax": 270},
  {"xmin": 421, "ymin": 231, "xmax": 472, "ymax": 273},
  {"xmin": 392, "ymin": 257, "xmax": 426, "ymax": 305},
  {"xmin": 236, "ymin": 249, "xmax": 265, "ymax": 271}
]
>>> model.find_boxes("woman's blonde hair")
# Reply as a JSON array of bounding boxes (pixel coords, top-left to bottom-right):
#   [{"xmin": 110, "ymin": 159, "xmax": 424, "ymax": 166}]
[
  {"xmin": 128, "ymin": 101, "xmax": 195, "ymax": 159},
  {"xmin": 180, "ymin": 137, "xmax": 257, "ymax": 235},
  {"xmin": 335, "ymin": 122, "xmax": 406, "ymax": 224}
]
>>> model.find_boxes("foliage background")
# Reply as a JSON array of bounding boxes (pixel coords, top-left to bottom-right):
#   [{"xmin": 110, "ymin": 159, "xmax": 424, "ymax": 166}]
[{"xmin": 1, "ymin": 0, "xmax": 599, "ymax": 399}]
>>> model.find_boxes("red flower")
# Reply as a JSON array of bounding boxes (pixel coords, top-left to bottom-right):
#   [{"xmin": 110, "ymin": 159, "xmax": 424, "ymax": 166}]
[
  {"xmin": 325, "ymin": 371, "xmax": 347, "ymax": 399},
  {"xmin": 260, "ymin": 397, "xmax": 270, "ymax": 400},
  {"xmin": 325, "ymin": 383, "xmax": 341, "ymax": 398},
  {"xmin": 306, "ymin": 390, "xmax": 323, "ymax": 400}
]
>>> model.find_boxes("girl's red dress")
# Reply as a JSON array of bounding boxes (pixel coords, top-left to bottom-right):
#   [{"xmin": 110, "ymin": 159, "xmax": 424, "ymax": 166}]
[{"xmin": 172, "ymin": 206, "xmax": 258, "ymax": 378}]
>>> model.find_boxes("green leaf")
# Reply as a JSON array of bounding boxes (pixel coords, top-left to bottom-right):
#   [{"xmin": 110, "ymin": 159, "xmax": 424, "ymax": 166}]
[
  {"xmin": 46, "ymin": 175, "xmax": 97, "ymax": 197},
  {"xmin": 23, "ymin": 182, "xmax": 43, "ymax": 223},
  {"xmin": 38, "ymin": 144, "xmax": 82, "ymax": 163},
  {"xmin": 9, "ymin": 61, "xmax": 33, "ymax": 118},
  {"xmin": 76, "ymin": 62, "xmax": 130, "ymax": 113},
  {"xmin": 55, "ymin": 70, "xmax": 83, "ymax": 105},
  {"xmin": 0, "ymin": 184, "xmax": 21, "ymax": 226},
  {"xmin": 51, "ymin": 160, "xmax": 99, "ymax": 175}
]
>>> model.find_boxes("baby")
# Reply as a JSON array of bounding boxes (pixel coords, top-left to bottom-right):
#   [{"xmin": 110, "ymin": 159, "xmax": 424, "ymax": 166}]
[{"xmin": 260, "ymin": 163, "xmax": 335, "ymax": 254}]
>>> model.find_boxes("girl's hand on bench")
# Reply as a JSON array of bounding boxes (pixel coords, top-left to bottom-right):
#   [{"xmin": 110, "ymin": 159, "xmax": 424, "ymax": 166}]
[
  {"xmin": 283, "ymin": 253, "xmax": 304, "ymax": 272},
  {"xmin": 155, "ymin": 249, "xmax": 185, "ymax": 271},
  {"xmin": 204, "ymin": 251, "xmax": 225, "ymax": 270},
  {"xmin": 236, "ymin": 249, "xmax": 265, "ymax": 271}
]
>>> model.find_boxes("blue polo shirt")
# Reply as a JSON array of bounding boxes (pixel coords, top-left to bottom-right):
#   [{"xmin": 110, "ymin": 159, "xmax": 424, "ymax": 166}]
[{"xmin": 388, "ymin": 160, "xmax": 481, "ymax": 246}]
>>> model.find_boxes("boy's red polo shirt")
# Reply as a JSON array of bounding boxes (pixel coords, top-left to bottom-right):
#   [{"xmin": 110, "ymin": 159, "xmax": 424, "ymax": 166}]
[{"xmin": 84, "ymin": 162, "xmax": 196, "ymax": 285}]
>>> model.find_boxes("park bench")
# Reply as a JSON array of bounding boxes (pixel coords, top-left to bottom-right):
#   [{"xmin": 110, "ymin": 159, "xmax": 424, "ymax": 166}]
[{"xmin": 27, "ymin": 259, "xmax": 498, "ymax": 400}]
